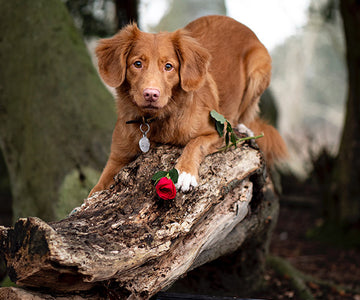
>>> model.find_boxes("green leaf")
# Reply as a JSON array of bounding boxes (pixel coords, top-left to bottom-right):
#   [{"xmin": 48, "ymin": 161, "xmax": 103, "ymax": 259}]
[
  {"xmin": 215, "ymin": 121, "xmax": 224, "ymax": 137},
  {"xmin": 211, "ymin": 110, "xmax": 229, "ymax": 137},
  {"xmin": 217, "ymin": 133, "xmax": 264, "ymax": 152},
  {"xmin": 168, "ymin": 168, "xmax": 179, "ymax": 184},
  {"xmin": 210, "ymin": 110, "xmax": 226, "ymax": 124},
  {"xmin": 231, "ymin": 132, "xmax": 238, "ymax": 147},
  {"xmin": 152, "ymin": 171, "xmax": 168, "ymax": 184},
  {"xmin": 226, "ymin": 122, "xmax": 233, "ymax": 133},
  {"xmin": 225, "ymin": 131, "xmax": 230, "ymax": 146}
]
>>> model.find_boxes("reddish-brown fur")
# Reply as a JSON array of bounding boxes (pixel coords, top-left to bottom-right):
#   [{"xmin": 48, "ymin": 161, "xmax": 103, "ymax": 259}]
[{"xmin": 90, "ymin": 15, "xmax": 287, "ymax": 195}]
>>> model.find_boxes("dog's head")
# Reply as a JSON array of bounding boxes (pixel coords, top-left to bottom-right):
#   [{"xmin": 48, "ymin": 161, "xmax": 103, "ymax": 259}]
[{"xmin": 96, "ymin": 24, "xmax": 211, "ymax": 117}]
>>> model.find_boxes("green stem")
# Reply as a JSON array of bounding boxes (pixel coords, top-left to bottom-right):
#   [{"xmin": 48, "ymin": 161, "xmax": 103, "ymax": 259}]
[{"xmin": 217, "ymin": 133, "xmax": 264, "ymax": 152}]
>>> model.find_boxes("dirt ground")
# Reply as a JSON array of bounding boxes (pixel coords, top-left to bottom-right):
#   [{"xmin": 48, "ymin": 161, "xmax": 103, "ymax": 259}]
[{"xmin": 251, "ymin": 175, "xmax": 360, "ymax": 300}]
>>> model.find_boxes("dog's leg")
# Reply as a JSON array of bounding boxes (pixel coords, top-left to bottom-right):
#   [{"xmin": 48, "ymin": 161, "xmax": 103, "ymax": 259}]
[
  {"xmin": 175, "ymin": 133, "xmax": 221, "ymax": 192},
  {"xmin": 89, "ymin": 121, "xmax": 139, "ymax": 196},
  {"xmin": 89, "ymin": 156, "xmax": 129, "ymax": 196}
]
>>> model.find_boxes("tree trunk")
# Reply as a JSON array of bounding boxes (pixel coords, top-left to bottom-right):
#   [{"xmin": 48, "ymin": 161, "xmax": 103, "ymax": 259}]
[
  {"xmin": 0, "ymin": 143, "xmax": 279, "ymax": 299},
  {"xmin": 0, "ymin": 0, "xmax": 116, "ymax": 222},
  {"xmin": 329, "ymin": 0, "xmax": 360, "ymax": 224},
  {"xmin": 151, "ymin": 0, "xmax": 226, "ymax": 32},
  {"xmin": 115, "ymin": 0, "xmax": 139, "ymax": 29}
]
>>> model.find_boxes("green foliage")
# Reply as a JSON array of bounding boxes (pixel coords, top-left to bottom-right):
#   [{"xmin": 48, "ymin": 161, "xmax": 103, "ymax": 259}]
[
  {"xmin": 152, "ymin": 169, "xmax": 179, "ymax": 185},
  {"xmin": 1, "ymin": 276, "xmax": 17, "ymax": 288},
  {"xmin": 152, "ymin": 171, "xmax": 168, "ymax": 184},
  {"xmin": 57, "ymin": 167, "xmax": 100, "ymax": 220},
  {"xmin": 306, "ymin": 222, "xmax": 360, "ymax": 249},
  {"xmin": 168, "ymin": 168, "xmax": 179, "ymax": 184},
  {"xmin": 210, "ymin": 110, "xmax": 264, "ymax": 151},
  {"xmin": 210, "ymin": 110, "xmax": 227, "ymax": 123},
  {"xmin": 64, "ymin": 0, "xmax": 116, "ymax": 36},
  {"xmin": 210, "ymin": 110, "xmax": 226, "ymax": 137}
]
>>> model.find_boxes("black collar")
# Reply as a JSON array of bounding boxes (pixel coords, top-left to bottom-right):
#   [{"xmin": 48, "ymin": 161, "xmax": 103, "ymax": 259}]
[{"xmin": 126, "ymin": 116, "xmax": 157, "ymax": 125}]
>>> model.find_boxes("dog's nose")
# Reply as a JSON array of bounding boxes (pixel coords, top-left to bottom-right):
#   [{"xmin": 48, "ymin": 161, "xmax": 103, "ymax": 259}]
[{"xmin": 143, "ymin": 88, "xmax": 160, "ymax": 102}]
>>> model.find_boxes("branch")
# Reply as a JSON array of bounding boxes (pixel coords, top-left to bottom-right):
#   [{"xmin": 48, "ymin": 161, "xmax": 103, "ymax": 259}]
[{"xmin": 0, "ymin": 143, "xmax": 276, "ymax": 299}]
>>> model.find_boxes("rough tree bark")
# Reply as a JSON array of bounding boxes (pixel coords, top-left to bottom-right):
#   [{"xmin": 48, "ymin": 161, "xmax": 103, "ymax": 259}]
[
  {"xmin": 329, "ymin": 0, "xmax": 360, "ymax": 224},
  {"xmin": 0, "ymin": 143, "xmax": 279, "ymax": 299},
  {"xmin": 152, "ymin": 0, "xmax": 226, "ymax": 32},
  {"xmin": 115, "ymin": 0, "xmax": 139, "ymax": 29},
  {"xmin": 0, "ymin": 0, "xmax": 116, "ymax": 221}
]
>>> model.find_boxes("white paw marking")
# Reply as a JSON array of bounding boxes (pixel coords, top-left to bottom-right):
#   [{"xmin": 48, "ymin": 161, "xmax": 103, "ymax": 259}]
[
  {"xmin": 175, "ymin": 171, "xmax": 198, "ymax": 192},
  {"xmin": 236, "ymin": 123, "xmax": 254, "ymax": 137}
]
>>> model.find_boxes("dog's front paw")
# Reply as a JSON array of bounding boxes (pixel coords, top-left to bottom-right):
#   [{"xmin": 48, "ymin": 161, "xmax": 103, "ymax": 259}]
[{"xmin": 175, "ymin": 171, "xmax": 198, "ymax": 192}]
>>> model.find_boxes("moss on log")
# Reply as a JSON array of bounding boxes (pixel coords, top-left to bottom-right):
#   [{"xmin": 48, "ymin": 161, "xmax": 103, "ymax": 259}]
[{"xmin": 0, "ymin": 0, "xmax": 116, "ymax": 221}]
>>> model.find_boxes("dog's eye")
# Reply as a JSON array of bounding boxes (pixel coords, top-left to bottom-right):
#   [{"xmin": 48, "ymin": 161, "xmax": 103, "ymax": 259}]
[
  {"xmin": 134, "ymin": 61, "xmax": 142, "ymax": 68},
  {"xmin": 164, "ymin": 63, "xmax": 173, "ymax": 71}
]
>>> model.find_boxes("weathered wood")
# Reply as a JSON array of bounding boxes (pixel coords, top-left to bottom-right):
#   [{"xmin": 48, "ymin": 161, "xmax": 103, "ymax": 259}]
[
  {"xmin": 0, "ymin": 287, "xmax": 104, "ymax": 300},
  {"xmin": 0, "ymin": 143, "xmax": 277, "ymax": 299},
  {"xmin": 0, "ymin": 288, "xmax": 252, "ymax": 300}
]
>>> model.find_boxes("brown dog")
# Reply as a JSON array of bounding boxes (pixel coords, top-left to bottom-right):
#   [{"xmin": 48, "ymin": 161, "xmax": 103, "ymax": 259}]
[{"xmin": 90, "ymin": 15, "xmax": 287, "ymax": 195}]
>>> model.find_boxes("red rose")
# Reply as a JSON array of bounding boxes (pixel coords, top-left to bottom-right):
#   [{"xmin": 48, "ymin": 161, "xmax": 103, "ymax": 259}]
[{"xmin": 156, "ymin": 177, "xmax": 176, "ymax": 200}]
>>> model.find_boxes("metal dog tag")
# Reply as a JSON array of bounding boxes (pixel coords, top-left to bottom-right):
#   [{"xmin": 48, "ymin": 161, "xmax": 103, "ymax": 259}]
[
  {"xmin": 139, "ymin": 135, "xmax": 150, "ymax": 153},
  {"xmin": 139, "ymin": 123, "xmax": 150, "ymax": 153}
]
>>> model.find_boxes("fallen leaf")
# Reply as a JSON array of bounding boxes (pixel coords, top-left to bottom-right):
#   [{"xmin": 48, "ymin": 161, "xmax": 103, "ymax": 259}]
[
  {"xmin": 308, "ymin": 281, "xmax": 320, "ymax": 290},
  {"xmin": 284, "ymin": 291, "xmax": 295, "ymax": 298}
]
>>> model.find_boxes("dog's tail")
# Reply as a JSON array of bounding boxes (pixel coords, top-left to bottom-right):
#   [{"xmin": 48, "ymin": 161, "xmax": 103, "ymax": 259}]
[{"xmin": 247, "ymin": 118, "xmax": 288, "ymax": 165}]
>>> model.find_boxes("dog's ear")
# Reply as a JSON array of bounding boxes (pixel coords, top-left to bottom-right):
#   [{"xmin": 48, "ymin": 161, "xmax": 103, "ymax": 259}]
[
  {"xmin": 96, "ymin": 23, "xmax": 140, "ymax": 87},
  {"xmin": 172, "ymin": 30, "xmax": 211, "ymax": 92}
]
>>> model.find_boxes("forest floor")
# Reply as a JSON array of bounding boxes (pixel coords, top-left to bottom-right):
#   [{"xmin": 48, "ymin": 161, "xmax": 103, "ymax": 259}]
[{"xmin": 250, "ymin": 174, "xmax": 360, "ymax": 300}]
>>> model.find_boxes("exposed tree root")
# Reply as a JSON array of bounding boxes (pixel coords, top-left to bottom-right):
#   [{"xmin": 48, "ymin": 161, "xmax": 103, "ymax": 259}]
[{"xmin": 267, "ymin": 255, "xmax": 360, "ymax": 299}]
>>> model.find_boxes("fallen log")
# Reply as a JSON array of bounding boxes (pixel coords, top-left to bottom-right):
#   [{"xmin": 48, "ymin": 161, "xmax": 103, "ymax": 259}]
[{"xmin": 0, "ymin": 143, "xmax": 279, "ymax": 299}]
